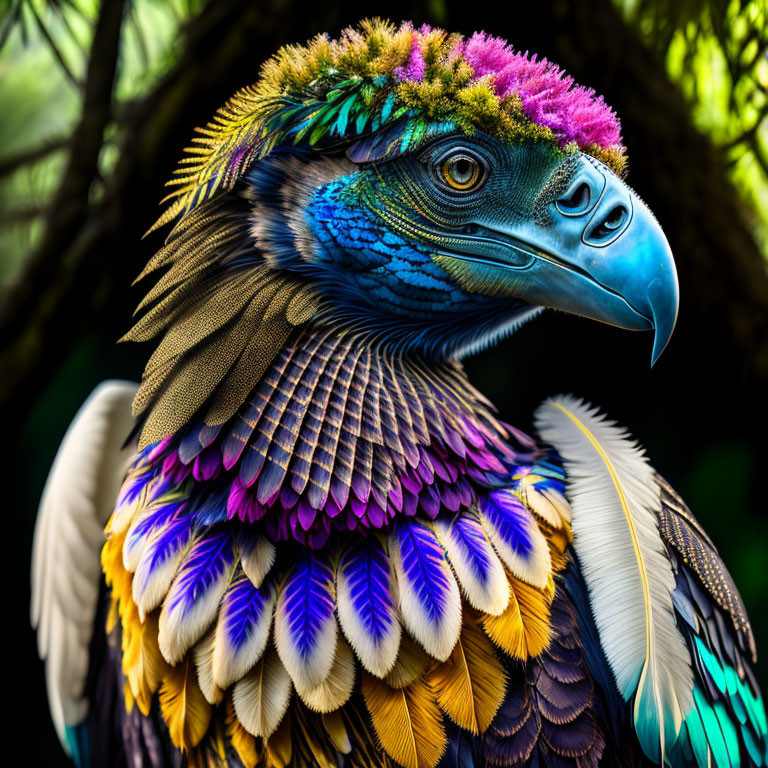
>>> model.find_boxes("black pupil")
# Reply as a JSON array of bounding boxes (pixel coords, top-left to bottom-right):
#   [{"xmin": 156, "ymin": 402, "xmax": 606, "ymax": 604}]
[{"xmin": 452, "ymin": 158, "xmax": 474, "ymax": 183}]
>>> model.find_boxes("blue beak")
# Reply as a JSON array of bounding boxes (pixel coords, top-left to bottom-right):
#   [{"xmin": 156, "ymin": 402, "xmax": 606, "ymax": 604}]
[{"xmin": 433, "ymin": 154, "xmax": 680, "ymax": 364}]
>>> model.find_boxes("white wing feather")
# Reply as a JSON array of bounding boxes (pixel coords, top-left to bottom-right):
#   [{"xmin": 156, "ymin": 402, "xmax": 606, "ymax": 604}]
[
  {"xmin": 535, "ymin": 395, "xmax": 693, "ymax": 760},
  {"xmin": 31, "ymin": 380, "xmax": 139, "ymax": 750}
]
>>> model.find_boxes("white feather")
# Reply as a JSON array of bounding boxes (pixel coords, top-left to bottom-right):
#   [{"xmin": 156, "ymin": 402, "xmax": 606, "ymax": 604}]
[
  {"xmin": 274, "ymin": 591, "xmax": 338, "ymax": 692},
  {"xmin": 233, "ymin": 648, "xmax": 293, "ymax": 739},
  {"xmin": 389, "ymin": 526, "xmax": 462, "ymax": 662},
  {"xmin": 433, "ymin": 515, "xmax": 510, "ymax": 615},
  {"xmin": 31, "ymin": 380, "xmax": 138, "ymax": 751},
  {"xmin": 294, "ymin": 637, "xmax": 356, "ymax": 713},
  {"xmin": 192, "ymin": 629, "xmax": 223, "ymax": 705},
  {"xmin": 478, "ymin": 499, "xmax": 552, "ymax": 589},
  {"xmin": 212, "ymin": 581, "xmax": 275, "ymax": 690},
  {"xmin": 535, "ymin": 395, "xmax": 693, "ymax": 758},
  {"xmin": 158, "ymin": 560, "xmax": 233, "ymax": 665},
  {"xmin": 132, "ymin": 525, "xmax": 191, "ymax": 620},
  {"xmin": 336, "ymin": 551, "xmax": 401, "ymax": 678}
]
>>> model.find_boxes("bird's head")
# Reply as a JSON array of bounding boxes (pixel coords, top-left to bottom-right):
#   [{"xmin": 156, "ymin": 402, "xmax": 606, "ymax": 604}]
[{"xmin": 130, "ymin": 20, "xmax": 679, "ymax": 443}]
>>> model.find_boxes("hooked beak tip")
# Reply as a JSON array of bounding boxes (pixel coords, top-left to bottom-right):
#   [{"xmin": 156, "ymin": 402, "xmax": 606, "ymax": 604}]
[{"xmin": 648, "ymin": 274, "xmax": 679, "ymax": 367}]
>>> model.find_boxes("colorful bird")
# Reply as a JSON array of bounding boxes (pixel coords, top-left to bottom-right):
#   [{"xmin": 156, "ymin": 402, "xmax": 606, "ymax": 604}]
[{"xmin": 32, "ymin": 19, "xmax": 767, "ymax": 768}]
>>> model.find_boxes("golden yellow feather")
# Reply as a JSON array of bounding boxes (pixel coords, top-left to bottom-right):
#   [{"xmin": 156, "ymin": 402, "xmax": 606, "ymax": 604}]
[
  {"xmin": 102, "ymin": 525, "xmax": 170, "ymax": 715},
  {"xmin": 427, "ymin": 617, "xmax": 507, "ymax": 734},
  {"xmin": 294, "ymin": 707, "xmax": 339, "ymax": 768},
  {"xmin": 158, "ymin": 658, "xmax": 213, "ymax": 751},
  {"xmin": 482, "ymin": 573, "xmax": 552, "ymax": 659},
  {"xmin": 123, "ymin": 610, "xmax": 169, "ymax": 715},
  {"xmin": 321, "ymin": 711, "xmax": 352, "ymax": 755},
  {"xmin": 362, "ymin": 673, "xmax": 446, "ymax": 768},
  {"xmin": 225, "ymin": 697, "xmax": 260, "ymax": 768},
  {"xmin": 265, "ymin": 715, "xmax": 293, "ymax": 768}
]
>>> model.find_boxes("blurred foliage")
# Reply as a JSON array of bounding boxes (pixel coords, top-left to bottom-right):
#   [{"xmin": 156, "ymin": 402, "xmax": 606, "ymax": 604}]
[
  {"xmin": 1, "ymin": 0, "xmax": 767, "ymax": 288},
  {"xmin": 0, "ymin": 0, "xmax": 202, "ymax": 284},
  {"xmin": 618, "ymin": 0, "xmax": 768, "ymax": 253}
]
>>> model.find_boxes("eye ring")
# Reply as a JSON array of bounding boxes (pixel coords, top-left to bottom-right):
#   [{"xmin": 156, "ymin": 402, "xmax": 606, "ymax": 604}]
[{"xmin": 439, "ymin": 152, "xmax": 485, "ymax": 192}]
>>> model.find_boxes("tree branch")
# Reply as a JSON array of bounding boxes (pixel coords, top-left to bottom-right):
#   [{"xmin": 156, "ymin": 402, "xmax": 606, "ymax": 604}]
[
  {"xmin": 0, "ymin": 0, "xmax": 126, "ymax": 384},
  {"xmin": 0, "ymin": 137, "xmax": 69, "ymax": 177},
  {"xmin": 29, "ymin": 2, "xmax": 82, "ymax": 91}
]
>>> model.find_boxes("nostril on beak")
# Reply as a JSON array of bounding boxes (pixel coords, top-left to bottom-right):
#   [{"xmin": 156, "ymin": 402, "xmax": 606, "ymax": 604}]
[
  {"xmin": 584, "ymin": 203, "xmax": 631, "ymax": 246},
  {"xmin": 555, "ymin": 182, "xmax": 592, "ymax": 216}
]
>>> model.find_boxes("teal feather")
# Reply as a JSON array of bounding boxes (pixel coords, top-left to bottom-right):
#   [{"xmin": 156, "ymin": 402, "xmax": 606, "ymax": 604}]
[
  {"xmin": 693, "ymin": 685, "xmax": 731, "ymax": 768},
  {"xmin": 683, "ymin": 704, "xmax": 711, "ymax": 768},
  {"xmin": 713, "ymin": 700, "xmax": 742, "ymax": 768},
  {"xmin": 744, "ymin": 727, "xmax": 764, "ymax": 766},
  {"xmin": 724, "ymin": 666, "xmax": 748, "ymax": 725},
  {"xmin": 696, "ymin": 636, "xmax": 727, "ymax": 694},
  {"xmin": 381, "ymin": 92, "xmax": 396, "ymax": 122},
  {"xmin": 334, "ymin": 94, "xmax": 358, "ymax": 136}
]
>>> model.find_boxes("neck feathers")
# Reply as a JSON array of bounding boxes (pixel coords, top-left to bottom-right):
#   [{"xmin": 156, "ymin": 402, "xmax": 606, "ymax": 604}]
[{"xmin": 145, "ymin": 326, "xmax": 532, "ymax": 548}]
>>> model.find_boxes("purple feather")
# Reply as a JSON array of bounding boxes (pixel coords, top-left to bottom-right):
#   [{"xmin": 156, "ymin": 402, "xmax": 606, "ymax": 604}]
[
  {"xmin": 393, "ymin": 519, "xmax": 452, "ymax": 624},
  {"xmin": 450, "ymin": 512, "xmax": 497, "ymax": 585},
  {"xmin": 338, "ymin": 538, "xmax": 396, "ymax": 645},
  {"xmin": 218, "ymin": 571, "xmax": 274, "ymax": 652},
  {"xmin": 278, "ymin": 550, "xmax": 335, "ymax": 660},
  {"xmin": 164, "ymin": 528, "xmax": 234, "ymax": 620},
  {"xmin": 481, "ymin": 489, "xmax": 534, "ymax": 557}
]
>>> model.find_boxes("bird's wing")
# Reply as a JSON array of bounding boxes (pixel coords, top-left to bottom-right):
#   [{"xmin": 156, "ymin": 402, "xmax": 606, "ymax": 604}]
[
  {"xmin": 535, "ymin": 395, "xmax": 767, "ymax": 768},
  {"xmin": 31, "ymin": 380, "xmax": 139, "ymax": 758}
]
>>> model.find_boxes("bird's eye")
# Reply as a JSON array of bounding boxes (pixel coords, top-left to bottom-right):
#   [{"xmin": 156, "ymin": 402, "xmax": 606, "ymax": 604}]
[{"xmin": 439, "ymin": 153, "xmax": 484, "ymax": 192}]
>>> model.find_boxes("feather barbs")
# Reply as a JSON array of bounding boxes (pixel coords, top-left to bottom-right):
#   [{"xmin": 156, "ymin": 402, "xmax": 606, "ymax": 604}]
[
  {"xmin": 535, "ymin": 395, "xmax": 694, "ymax": 764},
  {"xmin": 101, "ymin": 446, "xmax": 565, "ymax": 764},
  {"xmin": 155, "ymin": 20, "xmax": 625, "ymax": 231}
]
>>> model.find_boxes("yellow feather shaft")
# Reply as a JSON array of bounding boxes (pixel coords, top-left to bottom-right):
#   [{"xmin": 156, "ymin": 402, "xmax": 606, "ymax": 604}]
[
  {"xmin": 158, "ymin": 658, "xmax": 212, "ymax": 751},
  {"xmin": 428, "ymin": 618, "xmax": 507, "ymax": 734},
  {"xmin": 362, "ymin": 673, "xmax": 446, "ymax": 768}
]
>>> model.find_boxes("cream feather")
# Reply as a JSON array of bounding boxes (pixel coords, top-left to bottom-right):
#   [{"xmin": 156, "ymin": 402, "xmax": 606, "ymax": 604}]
[
  {"xmin": 233, "ymin": 648, "xmax": 293, "ymax": 739},
  {"xmin": 31, "ymin": 381, "xmax": 138, "ymax": 752},
  {"xmin": 158, "ymin": 556, "xmax": 233, "ymax": 665},
  {"xmin": 212, "ymin": 578, "xmax": 275, "ymax": 690},
  {"xmin": 535, "ymin": 395, "xmax": 693, "ymax": 759},
  {"xmin": 294, "ymin": 637, "xmax": 356, "ymax": 713},
  {"xmin": 192, "ymin": 629, "xmax": 223, "ymax": 705},
  {"xmin": 237, "ymin": 534, "xmax": 276, "ymax": 589},
  {"xmin": 433, "ymin": 515, "xmax": 510, "ymax": 616}
]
